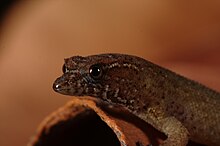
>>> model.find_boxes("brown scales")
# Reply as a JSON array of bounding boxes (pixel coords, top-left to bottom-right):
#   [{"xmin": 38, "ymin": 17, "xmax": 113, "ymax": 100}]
[{"xmin": 53, "ymin": 53, "xmax": 220, "ymax": 146}]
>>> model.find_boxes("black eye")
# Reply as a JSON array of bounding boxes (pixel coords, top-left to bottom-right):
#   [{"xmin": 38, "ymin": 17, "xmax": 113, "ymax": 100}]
[
  {"xmin": 62, "ymin": 65, "xmax": 69, "ymax": 73},
  {"xmin": 89, "ymin": 64, "xmax": 103, "ymax": 79}
]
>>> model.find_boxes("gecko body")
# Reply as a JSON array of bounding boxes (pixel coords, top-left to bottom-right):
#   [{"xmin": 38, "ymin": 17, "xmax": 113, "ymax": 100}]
[{"xmin": 53, "ymin": 53, "xmax": 220, "ymax": 146}]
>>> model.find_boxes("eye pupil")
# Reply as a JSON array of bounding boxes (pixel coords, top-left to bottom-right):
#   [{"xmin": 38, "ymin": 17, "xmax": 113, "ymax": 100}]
[{"xmin": 89, "ymin": 65, "xmax": 102, "ymax": 78}]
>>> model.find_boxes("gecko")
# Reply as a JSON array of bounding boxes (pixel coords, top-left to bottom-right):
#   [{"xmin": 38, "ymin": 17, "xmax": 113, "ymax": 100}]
[{"xmin": 53, "ymin": 53, "xmax": 220, "ymax": 146}]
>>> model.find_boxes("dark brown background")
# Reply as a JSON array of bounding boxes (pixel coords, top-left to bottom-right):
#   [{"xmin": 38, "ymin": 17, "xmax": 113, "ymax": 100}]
[{"xmin": 0, "ymin": 1, "xmax": 219, "ymax": 146}]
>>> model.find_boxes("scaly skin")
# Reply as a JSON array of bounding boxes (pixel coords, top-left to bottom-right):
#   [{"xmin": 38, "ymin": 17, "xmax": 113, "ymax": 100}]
[{"xmin": 53, "ymin": 53, "xmax": 220, "ymax": 146}]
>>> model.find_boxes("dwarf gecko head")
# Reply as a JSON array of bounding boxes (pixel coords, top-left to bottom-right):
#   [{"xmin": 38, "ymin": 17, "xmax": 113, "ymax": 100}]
[{"xmin": 53, "ymin": 54, "xmax": 147, "ymax": 108}]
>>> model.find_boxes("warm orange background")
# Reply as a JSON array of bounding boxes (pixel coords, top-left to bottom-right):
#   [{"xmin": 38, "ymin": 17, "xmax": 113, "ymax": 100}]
[{"xmin": 0, "ymin": 1, "xmax": 220, "ymax": 146}]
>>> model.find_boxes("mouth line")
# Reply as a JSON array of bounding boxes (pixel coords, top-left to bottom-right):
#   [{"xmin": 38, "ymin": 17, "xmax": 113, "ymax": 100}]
[
  {"xmin": 53, "ymin": 83, "xmax": 71, "ymax": 92},
  {"xmin": 53, "ymin": 82, "xmax": 86, "ymax": 96}
]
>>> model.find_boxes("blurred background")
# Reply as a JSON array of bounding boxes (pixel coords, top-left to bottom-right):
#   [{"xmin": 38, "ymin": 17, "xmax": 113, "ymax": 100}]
[{"xmin": 0, "ymin": 0, "xmax": 219, "ymax": 146}]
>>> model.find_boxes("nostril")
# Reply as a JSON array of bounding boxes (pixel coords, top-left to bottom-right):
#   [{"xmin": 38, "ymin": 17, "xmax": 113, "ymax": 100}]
[{"xmin": 53, "ymin": 83, "xmax": 61, "ymax": 91}]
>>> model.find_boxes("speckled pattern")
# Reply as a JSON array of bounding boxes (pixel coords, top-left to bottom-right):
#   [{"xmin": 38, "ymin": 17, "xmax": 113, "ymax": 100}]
[{"xmin": 53, "ymin": 53, "xmax": 220, "ymax": 146}]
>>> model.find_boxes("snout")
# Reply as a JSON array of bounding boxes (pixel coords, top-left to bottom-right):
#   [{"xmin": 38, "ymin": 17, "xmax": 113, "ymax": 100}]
[
  {"xmin": 52, "ymin": 72, "xmax": 85, "ymax": 96},
  {"xmin": 53, "ymin": 76, "xmax": 66, "ymax": 93}
]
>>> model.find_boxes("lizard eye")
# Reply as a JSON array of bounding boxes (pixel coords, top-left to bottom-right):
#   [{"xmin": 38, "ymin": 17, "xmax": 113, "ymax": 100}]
[
  {"xmin": 89, "ymin": 64, "xmax": 103, "ymax": 79},
  {"xmin": 62, "ymin": 64, "xmax": 69, "ymax": 73}
]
